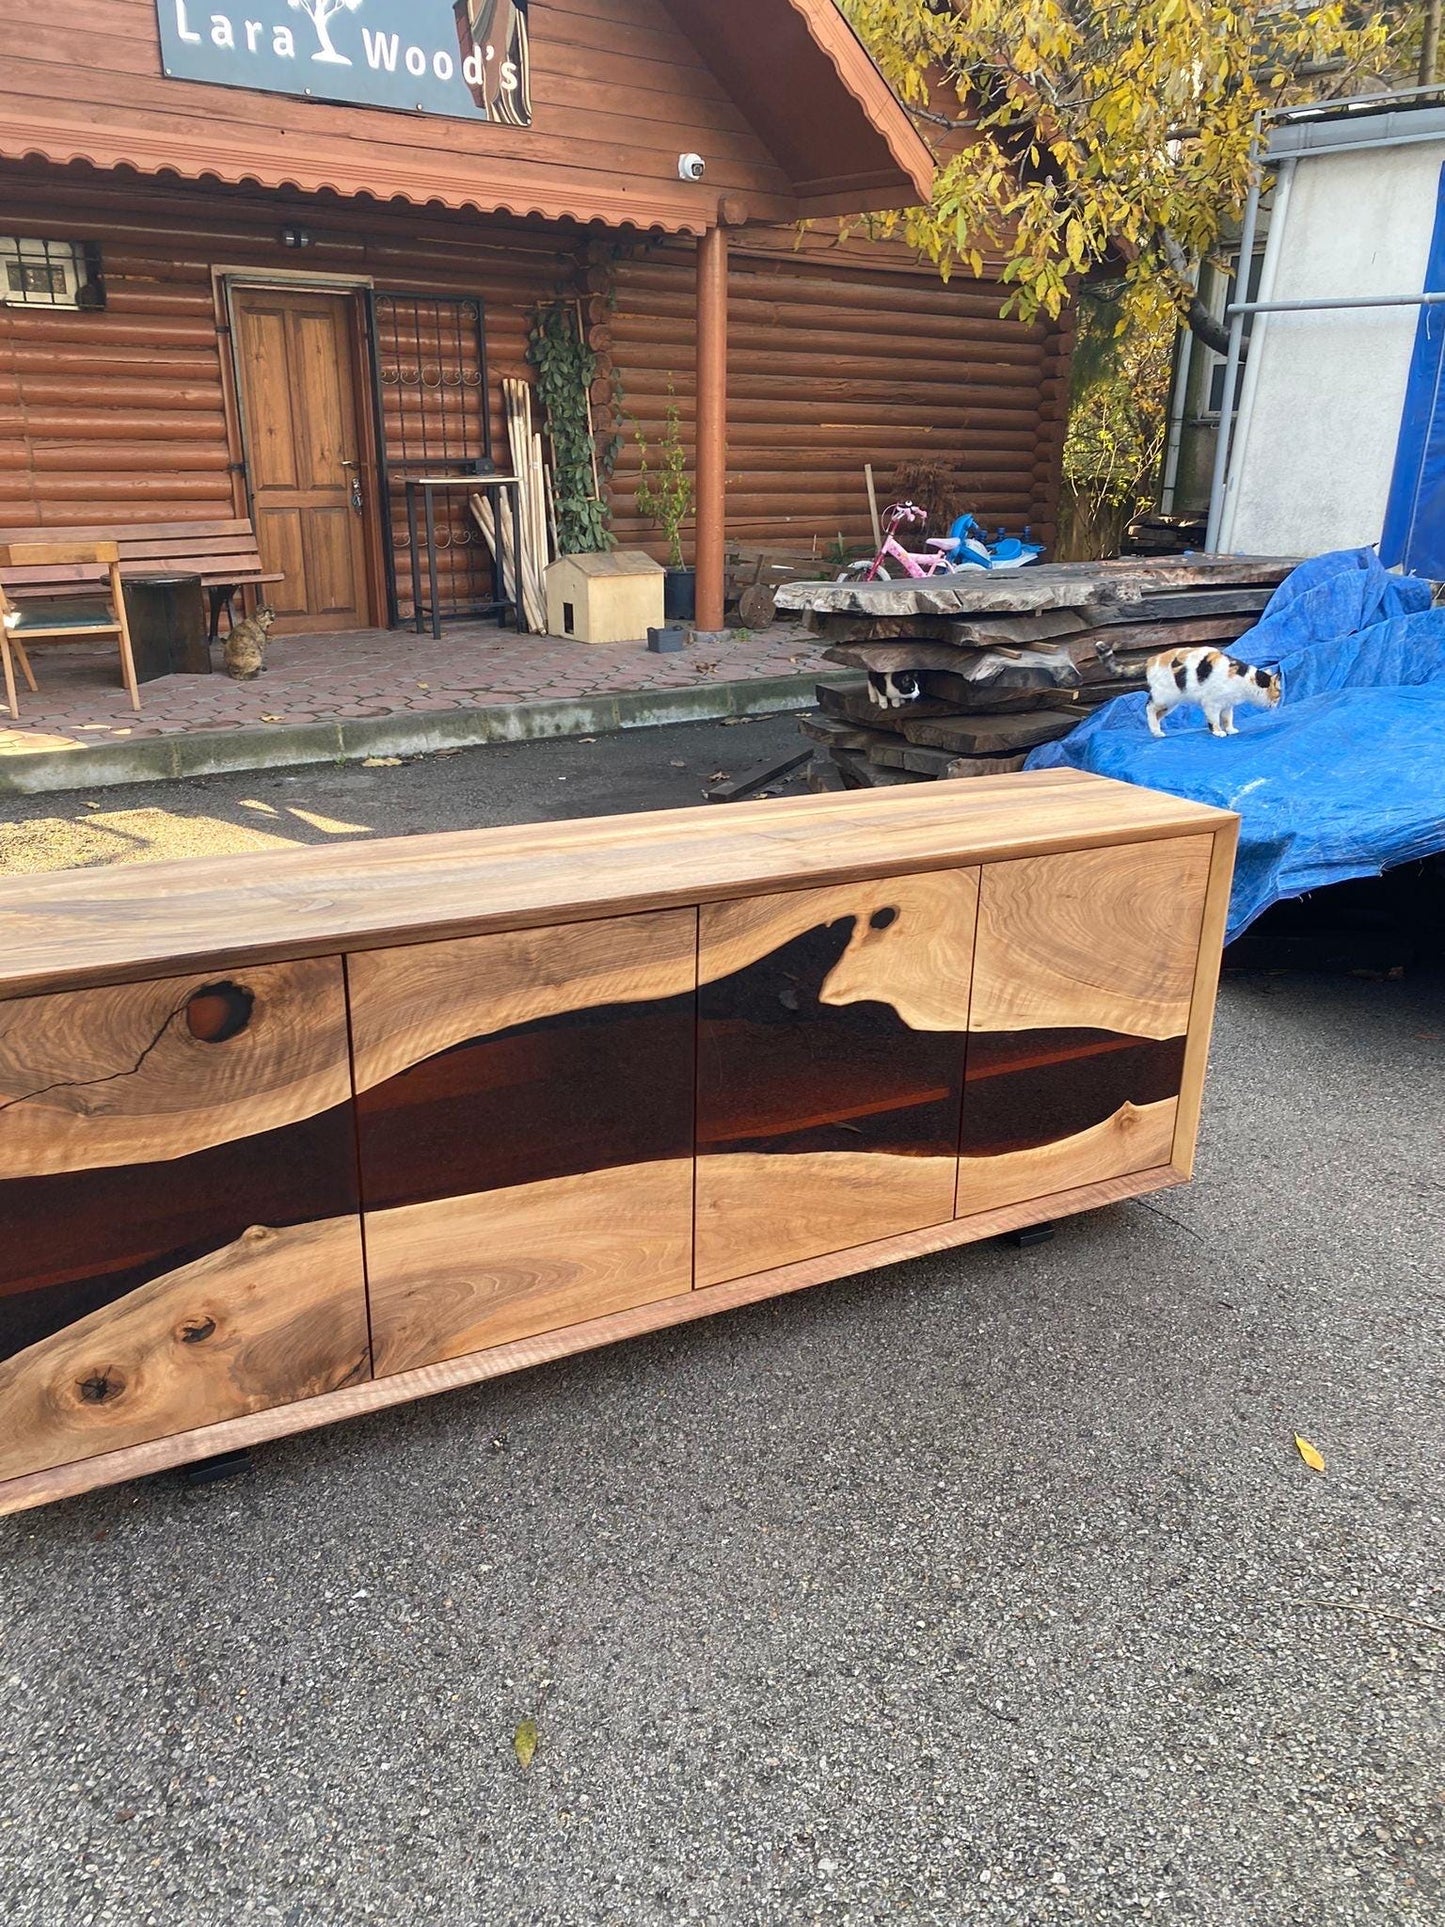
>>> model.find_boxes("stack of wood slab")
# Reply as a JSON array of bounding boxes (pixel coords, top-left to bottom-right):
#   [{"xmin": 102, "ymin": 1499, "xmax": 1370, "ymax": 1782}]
[{"xmin": 776, "ymin": 555, "xmax": 1298, "ymax": 788}]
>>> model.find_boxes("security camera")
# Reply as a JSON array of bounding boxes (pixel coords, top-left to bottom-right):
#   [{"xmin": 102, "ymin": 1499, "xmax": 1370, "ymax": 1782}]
[{"xmin": 678, "ymin": 153, "xmax": 707, "ymax": 183}]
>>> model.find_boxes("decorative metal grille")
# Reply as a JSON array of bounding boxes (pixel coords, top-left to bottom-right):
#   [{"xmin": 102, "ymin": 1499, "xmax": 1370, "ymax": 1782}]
[
  {"xmin": 0, "ymin": 238, "xmax": 102, "ymax": 310},
  {"xmin": 368, "ymin": 292, "xmax": 494, "ymax": 624}
]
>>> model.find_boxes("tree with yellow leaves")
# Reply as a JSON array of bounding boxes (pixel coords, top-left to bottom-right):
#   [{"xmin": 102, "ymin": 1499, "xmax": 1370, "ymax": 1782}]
[{"xmin": 840, "ymin": 0, "xmax": 1400, "ymax": 347}]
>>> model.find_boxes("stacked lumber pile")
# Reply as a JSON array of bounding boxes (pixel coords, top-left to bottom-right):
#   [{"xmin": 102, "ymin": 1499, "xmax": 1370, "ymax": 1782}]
[
  {"xmin": 471, "ymin": 377, "xmax": 552, "ymax": 632},
  {"xmin": 777, "ymin": 555, "xmax": 1298, "ymax": 788}
]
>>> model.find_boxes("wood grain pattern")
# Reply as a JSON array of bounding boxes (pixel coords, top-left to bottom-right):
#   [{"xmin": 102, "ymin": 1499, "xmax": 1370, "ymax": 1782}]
[
  {"xmin": 0, "ymin": 1161, "xmax": 1187, "ymax": 1517},
  {"xmin": 956, "ymin": 1098, "xmax": 1178, "ymax": 1217},
  {"xmin": 0, "ymin": 0, "xmax": 930, "ymax": 227},
  {"xmin": 696, "ymin": 1150, "xmax": 958, "ymax": 1288},
  {"xmin": 367, "ymin": 1160, "xmax": 694, "ymax": 1377},
  {"xmin": 0, "ymin": 957, "xmax": 352, "ymax": 1176},
  {"xmin": 0, "ymin": 775, "xmax": 1237, "ymax": 1002},
  {"xmin": 1171, "ymin": 825, "xmax": 1240, "ymax": 1178},
  {"xmin": 969, "ymin": 836, "xmax": 1214, "ymax": 1039},
  {"xmin": 347, "ymin": 910, "xmax": 697, "ymax": 1094},
  {"xmin": 0, "ymin": 1215, "xmax": 368, "ymax": 1485},
  {"xmin": 696, "ymin": 869, "xmax": 978, "ymax": 1031}
]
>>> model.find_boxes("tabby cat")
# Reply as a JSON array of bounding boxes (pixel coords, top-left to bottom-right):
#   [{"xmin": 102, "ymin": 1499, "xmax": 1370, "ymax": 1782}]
[{"xmin": 223, "ymin": 607, "xmax": 275, "ymax": 681}]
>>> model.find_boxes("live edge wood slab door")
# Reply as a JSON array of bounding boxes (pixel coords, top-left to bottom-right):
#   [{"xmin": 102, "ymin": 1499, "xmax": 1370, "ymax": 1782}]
[
  {"xmin": 0, "ymin": 962, "xmax": 369, "ymax": 1485},
  {"xmin": 958, "ymin": 836, "xmax": 1213, "ymax": 1214},
  {"xmin": 696, "ymin": 870, "xmax": 980, "ymax": 1285},
  {"xmin": 349, "ymin": 910, "xmax": 698, "ymax": 1376},
  {"xmin": 233, "ymin": 289, "xmax": 370, "ymax": 633}
]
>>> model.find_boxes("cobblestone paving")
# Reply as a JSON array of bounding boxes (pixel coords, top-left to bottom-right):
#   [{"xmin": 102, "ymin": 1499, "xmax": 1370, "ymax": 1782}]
[{"xmin": 0, "ymin": 619, "xmax": 827, "ymax": 751}]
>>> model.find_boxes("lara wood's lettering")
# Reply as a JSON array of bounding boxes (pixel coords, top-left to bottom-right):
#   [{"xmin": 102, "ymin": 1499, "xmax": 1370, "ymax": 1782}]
[{"xmin": 157, "ymin": 0, "xmax": 532, "ymax": 124}]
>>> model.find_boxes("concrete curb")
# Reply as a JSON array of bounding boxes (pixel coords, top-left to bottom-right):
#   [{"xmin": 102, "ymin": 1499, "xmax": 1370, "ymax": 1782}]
[{"xmin": 0, "ymin": 671, "xmax": 845, "ymax": 797}]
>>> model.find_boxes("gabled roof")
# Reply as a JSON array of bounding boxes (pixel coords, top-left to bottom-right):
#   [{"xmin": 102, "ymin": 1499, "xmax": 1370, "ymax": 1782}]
[
  {"xmin": 663, "ymin": 0, "xmax": 936, "ymax": 218},
  {"xmin": 0, "ymin": 0, "xmax": 931, "ymax": 232}
]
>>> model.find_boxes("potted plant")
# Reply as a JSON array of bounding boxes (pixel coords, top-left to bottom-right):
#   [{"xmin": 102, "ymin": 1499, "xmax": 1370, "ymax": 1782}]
[{"xmin": 634, "ymin": 384, "xmax": 695, "ymax": 620}]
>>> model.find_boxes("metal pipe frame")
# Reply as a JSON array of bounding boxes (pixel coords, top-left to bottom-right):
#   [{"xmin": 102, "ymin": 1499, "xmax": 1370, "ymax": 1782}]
[
  {"xmin": 1204, "ymin": 122, "xmax": 1265, "ymax": 553},
  {"xmin": 1226, "ymin": 290, "xmax": 1445, "ymax": 316}
]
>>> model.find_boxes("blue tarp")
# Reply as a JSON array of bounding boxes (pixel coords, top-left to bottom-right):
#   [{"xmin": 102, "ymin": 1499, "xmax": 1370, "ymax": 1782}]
[{"xmin": 1026, "ymin": 548, "xmax": 1445, "ymax": 939}]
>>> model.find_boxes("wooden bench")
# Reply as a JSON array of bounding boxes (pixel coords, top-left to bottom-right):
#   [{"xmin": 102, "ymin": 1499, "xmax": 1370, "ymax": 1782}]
[{"xmin": 0, "ymin": 520, "xmax": 283, "ymax": 641}]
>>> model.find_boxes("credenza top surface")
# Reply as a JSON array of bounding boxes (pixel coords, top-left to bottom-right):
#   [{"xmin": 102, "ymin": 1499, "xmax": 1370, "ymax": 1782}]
[{"xmin": 0, "ymin": 769, "xmax": 1237, "ymax": 1000}]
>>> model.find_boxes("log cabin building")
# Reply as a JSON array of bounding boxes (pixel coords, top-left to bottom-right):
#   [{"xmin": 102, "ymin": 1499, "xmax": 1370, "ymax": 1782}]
[{"xmin": 0, "ymin": 0, "xmax": 1072, "ymax": 637}]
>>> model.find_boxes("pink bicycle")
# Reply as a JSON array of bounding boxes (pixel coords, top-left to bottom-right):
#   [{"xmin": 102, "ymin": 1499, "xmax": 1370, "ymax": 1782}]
[{"xmin": 839, "ymin": 501, "xmax": 958, "ymax": 582}]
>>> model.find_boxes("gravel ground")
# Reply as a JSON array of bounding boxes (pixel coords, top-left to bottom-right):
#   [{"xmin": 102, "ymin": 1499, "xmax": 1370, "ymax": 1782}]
[{"xmin": 0, "ymin": 729, "xmax": 1440, "ymax": 1925}]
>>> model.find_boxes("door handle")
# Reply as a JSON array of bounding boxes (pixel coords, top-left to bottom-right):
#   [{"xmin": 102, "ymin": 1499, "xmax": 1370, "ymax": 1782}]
[{"xmin": 341, "ymin": 459, "xmax": 363, "ymax": 513}]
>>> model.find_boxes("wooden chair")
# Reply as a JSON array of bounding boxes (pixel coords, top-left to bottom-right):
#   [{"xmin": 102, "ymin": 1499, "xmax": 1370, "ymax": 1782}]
[{"xmin": 0, "ymin": 541, "xmax": 141, "ymax": 720}]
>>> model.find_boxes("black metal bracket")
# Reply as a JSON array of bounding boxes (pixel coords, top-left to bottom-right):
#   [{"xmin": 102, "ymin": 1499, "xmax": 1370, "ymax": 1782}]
[
  {"xmin": 179, "ymin": 1447, "xmax": 254, "ymax": 1489},
  {"xmin": 999, "ymin": 1221, "xmax": 1056, "ymax": 1250}
]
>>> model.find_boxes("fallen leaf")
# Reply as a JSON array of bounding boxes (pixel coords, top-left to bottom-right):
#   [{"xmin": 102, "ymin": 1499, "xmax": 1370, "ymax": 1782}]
[
  {"xmin": 513, "ymin": 1718, "xmax": 538, "ymax": 1770},
  {"xmin": 83, "ymin": 800, "xmax": 102, "ymax": 809},
  {"xmin": 260, "ymin": 714, "xmax": 284, "ymax": 724},
  {"xmin": 416, "ymin": 682, "xmax": 430, "ymax": 690},
  {"xmin": 1295, "ymin": 1434, "xmax": 1326, "ymax": 1473},
  {"xmin": 362, "ymin": 756, "xmax": 402, "ymax": 768},
  {"xmin": 710, "ymin": 770, "xmax": 729, "ymax": 782},
  {"xmin": 669, "ymin": 758, "xmax": 687, "ymax": 769},
  {"xmin": 578, "ymin": 737, "xmax": 597, "ymax": 744}
]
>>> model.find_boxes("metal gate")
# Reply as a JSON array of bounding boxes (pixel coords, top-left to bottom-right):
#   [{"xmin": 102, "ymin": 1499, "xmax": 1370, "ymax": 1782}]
[{"xmin": 367, "ymin": 292, "xmax": 495, "ymax": 625}]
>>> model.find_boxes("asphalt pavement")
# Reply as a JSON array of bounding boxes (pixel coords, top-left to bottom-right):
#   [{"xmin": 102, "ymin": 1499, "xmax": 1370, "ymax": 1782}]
[{"xmin": 0, "ymin": 724, "xmax": 1440, "ymax": 1925}]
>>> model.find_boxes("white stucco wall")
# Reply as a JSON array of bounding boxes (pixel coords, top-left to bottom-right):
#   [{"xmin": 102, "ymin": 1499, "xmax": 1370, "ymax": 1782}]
[{"xmin": 1222, "ymin": 140, "xmax": 1445, "ymax": 556}]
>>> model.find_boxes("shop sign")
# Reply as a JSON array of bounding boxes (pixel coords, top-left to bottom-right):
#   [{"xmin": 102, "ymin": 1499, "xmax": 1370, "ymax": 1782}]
[{"xmin": 156, "ymin": 0, "xmax": 532, "ymax": 125}]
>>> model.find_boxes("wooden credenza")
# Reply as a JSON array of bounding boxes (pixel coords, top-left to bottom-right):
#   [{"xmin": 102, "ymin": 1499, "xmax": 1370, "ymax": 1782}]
[{"xmin": 0, "ymin": 771, "xmax": 1237, "ymax": 1513}]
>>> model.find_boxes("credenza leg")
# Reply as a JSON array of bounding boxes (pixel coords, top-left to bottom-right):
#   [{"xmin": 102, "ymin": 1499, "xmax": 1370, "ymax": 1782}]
[
  {"xmin": 178, "ymin": 1448, "xmax": 254, "ymax": 1490},
  {"xmin": 1000, "ymin": 1221, "xmax": 1056, "ymax": 1251}
]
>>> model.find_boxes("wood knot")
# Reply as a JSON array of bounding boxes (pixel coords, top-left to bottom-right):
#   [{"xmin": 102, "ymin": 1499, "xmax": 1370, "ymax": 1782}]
[
  {"xmin": 186, "ymin": 981, "xmax": 255, "ymax": 1044},
  {"xmin": 77, "ymin": 1370, "xmax": 125, "ymax": 1405},
  {"xmin": 178, "ymin": 1316, "xmax": 216, "ymax": 1345}
]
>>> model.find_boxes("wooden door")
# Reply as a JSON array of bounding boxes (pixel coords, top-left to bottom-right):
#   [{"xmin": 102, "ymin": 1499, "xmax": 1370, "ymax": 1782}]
[
  {"xmin": 350, "ymin": 911, "xmax": 698, "ymax": 1378},
  {"xmin": 233, "ymin": 289, "xmax": 371, "ymax": 633},
  {"xmin": 0, "ymin": 961, "xmax": 369, "ymax": 1484},
  {"xmin": 695, "ymin": 871, "xmax": 979, "ymax": 1287},
  {"xmin": 957, "ymin": 837, "xmax": 1214, "ymax": 1216}
]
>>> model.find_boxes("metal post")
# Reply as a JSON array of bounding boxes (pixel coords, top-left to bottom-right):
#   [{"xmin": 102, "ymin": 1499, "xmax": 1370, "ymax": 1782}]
[{"xmin": 1205, "ymin": 127, "xmax": 1265, "ymax": 554}]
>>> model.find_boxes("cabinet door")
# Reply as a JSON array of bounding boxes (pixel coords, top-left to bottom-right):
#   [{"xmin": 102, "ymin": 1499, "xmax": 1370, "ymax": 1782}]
[
  {"xmin": 0, "ymin": 960, "xmax": 368, "ymax": 1485},
  {"xmin": 696, "ymin": 871, "xmax": 979, "ymax": 1286},
  {"xmin": 958, "ymin": 836, "xmax": 1213, "ymax": 1215},
  {"xmin": 350, "ymin": 910, "xmax": 697, "ymax": 1377}
]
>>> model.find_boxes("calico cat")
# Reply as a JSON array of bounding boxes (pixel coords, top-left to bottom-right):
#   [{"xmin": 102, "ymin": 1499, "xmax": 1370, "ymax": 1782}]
[
  {"xmin": 1144, "ymin": 647, "xmax": 1281, "ymax": 739},
  {"xmin": 867, "ymin": 669, "xmax": 923, "ymax": 709},
  {"xmin": 223, "ymin": 607, "xmax": 275, "ymax": 681}
]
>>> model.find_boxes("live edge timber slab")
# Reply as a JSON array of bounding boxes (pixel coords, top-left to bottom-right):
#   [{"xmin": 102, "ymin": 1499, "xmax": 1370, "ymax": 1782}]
[{"xmin": 0, "ymin": 772, "xmax": 1238, "ymax": 1514}]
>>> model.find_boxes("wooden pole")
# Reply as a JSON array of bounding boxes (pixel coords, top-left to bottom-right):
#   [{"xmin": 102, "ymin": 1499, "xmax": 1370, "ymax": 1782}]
[
  {"xmin": 696, "ymin": 224, "xmax": 729, "ymax": 632},
  {"xmin": 1422, "ymin": 0, "xmax": 1441, "ymax": 85}
]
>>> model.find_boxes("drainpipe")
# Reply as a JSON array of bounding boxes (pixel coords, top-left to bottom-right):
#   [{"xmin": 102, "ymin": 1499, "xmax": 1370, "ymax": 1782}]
[{"xmin": 695, "ymin": 224, "xmax": 729, "ymax": 633}]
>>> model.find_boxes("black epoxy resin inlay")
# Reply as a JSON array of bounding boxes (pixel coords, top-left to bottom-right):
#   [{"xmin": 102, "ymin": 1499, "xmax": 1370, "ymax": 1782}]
[
  {"xmin": 0, "ymin": 1105, "xmax": 360, "ymax": 1367},
  {"xmin": 355, "ymin": 992, "xmax": 698, "ymax": 1214},
  {"xmin": 697, "ymin": 919, "xmax": 967, "ymax": 1161},
  {"xmin": 960, "ymin": 1030, "xmax": 1187, "ymax": 1157}
]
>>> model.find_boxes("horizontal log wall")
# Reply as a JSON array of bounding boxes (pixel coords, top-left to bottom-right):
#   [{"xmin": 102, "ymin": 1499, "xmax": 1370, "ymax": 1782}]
[
  {"xmin": 0, "ymin": 164, "xmax": 1072, "ymax": 598},
  {"xmin": 605, "ymin": 233, "xmax": 1073, "ymax": 558},
  {"xmin": 0, "ymin": 166, "xmax": 577, "ymax": 539}
]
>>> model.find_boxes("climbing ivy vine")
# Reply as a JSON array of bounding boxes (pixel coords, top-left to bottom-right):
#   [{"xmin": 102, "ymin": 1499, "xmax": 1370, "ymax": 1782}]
[{"xmin": 526, "ymin": 299, "xmax": 611, "ymax": 554}]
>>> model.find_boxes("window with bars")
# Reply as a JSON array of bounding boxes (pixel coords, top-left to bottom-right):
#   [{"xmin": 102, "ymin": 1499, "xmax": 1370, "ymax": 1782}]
[{"xmin": 0, "ymin": 238, "xmax": 104, "ymax": 310}]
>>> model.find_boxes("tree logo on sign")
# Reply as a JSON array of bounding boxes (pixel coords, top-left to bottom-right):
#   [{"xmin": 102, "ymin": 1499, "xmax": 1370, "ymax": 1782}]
[{"xmin": 289, "ymin": 0, "xmax": 362, "ymax": 65}]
